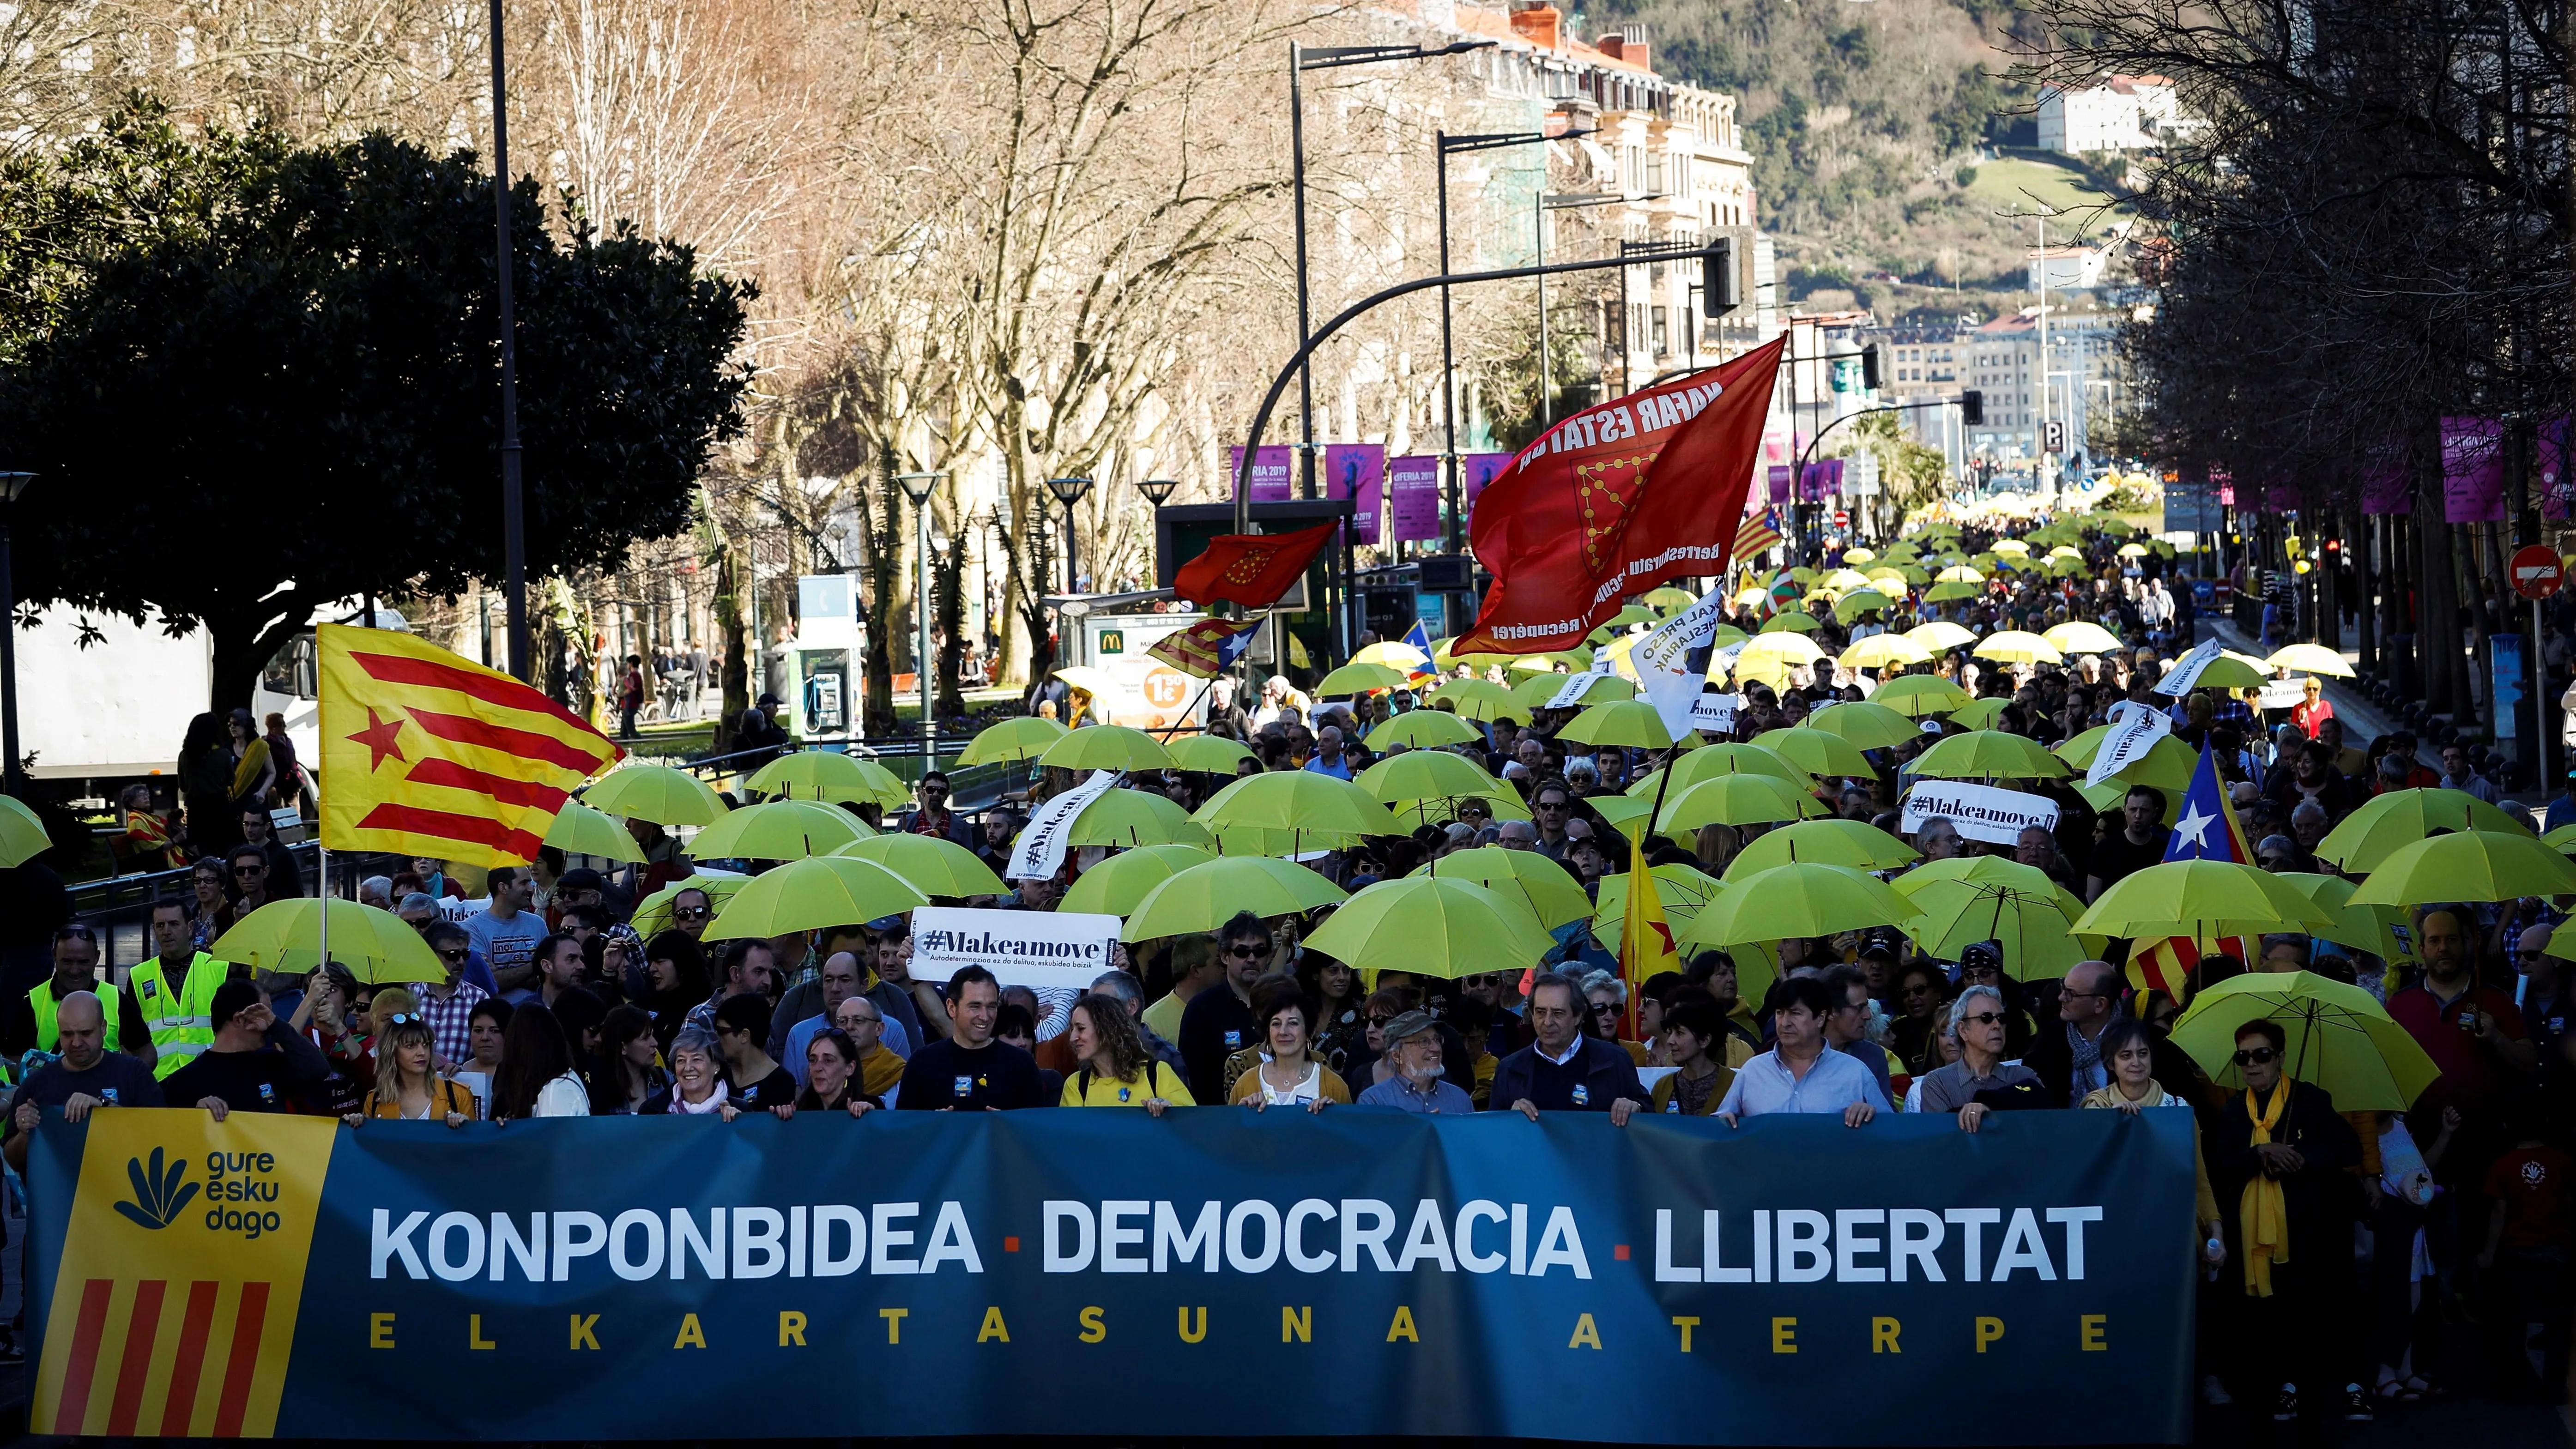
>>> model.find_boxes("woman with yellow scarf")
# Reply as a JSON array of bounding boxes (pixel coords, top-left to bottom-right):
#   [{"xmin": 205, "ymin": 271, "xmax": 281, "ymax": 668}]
[{"xmin": 2206, "ymin": 1017, "xmax": 2364, "ymax": 1425}]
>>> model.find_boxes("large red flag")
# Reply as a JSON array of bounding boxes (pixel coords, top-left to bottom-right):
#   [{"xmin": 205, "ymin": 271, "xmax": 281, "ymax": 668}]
[
  {"xmin": 1173, "ymin": 521, "xmax": 1339, "ymax": 610},
  {"xmin": 1457, "ymin": 337, "xmax": 1785, "ymax": 654}
]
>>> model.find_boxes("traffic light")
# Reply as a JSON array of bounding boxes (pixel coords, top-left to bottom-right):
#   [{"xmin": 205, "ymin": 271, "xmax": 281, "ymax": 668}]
[
  {"xmin": 1862, "ymin": 344, "xmax": 1881, "ymax": 392},
  {"xmin": 1960, "ymin": 390, "xmax": 1984, "ymax": 426},
  {"xmin": 1699, "ymin": 238, "xmax": 1739, "ymax": 314}
]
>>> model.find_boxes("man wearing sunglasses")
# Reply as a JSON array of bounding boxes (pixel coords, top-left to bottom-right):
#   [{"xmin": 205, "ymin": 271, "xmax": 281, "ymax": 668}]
[
  {"xmin": 2206, "ymin": 1018, "xmax": 2362, "ymax": 1423},
  {"xmin": 1179, "ymin": 913, "xmax": 1276, "ymax": 1103},
  {"xmin": 406, "ymin": 921, "xmax": 491, "ymax": 1065},
  {"xmin": 227, "ymin": 846, "xmax": 278, "ymax": 918}
]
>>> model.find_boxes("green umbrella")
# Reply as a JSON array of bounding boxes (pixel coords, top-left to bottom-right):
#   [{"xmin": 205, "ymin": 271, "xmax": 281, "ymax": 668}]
[
  {"xmin": 1367, "ymin": 710, "xmax": 1486, "ymax": 750},
  {"xmin": 1804, "ymin": 700, "xmax": 1924, "ymax": 749},
  {"xmin": 689, "ymin": 799, "xmax": 869, "ymax": 860},
  {"xmin": 1910, "ymin": 730, "xmax": 2070, "ymax": 781},
  {"xmin": 1063, "ymin": 788, "xmax": 1215, "ymax": 849},
  {"xmin": 832, "ymin": 833, "xmax": 1008, "ymax": 898},
  {"xmin": 703, "ymin": 857, "xmax": 930, "ymax": 940},
  {"xmin": 1679, "ymin": 863, "xmax": 1922, "ymax": 947},
  {"xmin": 1038, "ymin": 725, "xmax": 1177, "ymax": 773},
  {"xmin": 955, "ymin": 716, "xmax": 1070, "ymax": 766},
  {"xmin": 584, "ymin": 764, "xmax": 728, "ymax": 826},
  {"xmin": 2347, "ymin": 829, "xmax": 2576, "ymax": 907},
  {"xmin": 542, "ymin": 801, "xmax": 646, "ymax": 863},
  {"xmin": 744, "ymin": 750, "xmax": 912, "ymax": 809},
  {"xmin": 212, "ymin": 898, "xmax": 446, "ymax": 984},
  {"xmin": 1901, "ymin": 877, "xmax": 2098, "ymax": 980},
  {"xmin": 2169, "ymin": 971, "xmax": 2439, "ymax": 1111},
  {"xmin": 1418, "ymin": 844, "xmax": 1593, "ymax": 929},
  {"xmin": 1196, "ymin": 770, "xmax": 1404, "ymax": 841},
  {"xmin": 2316, "ymin": 787, "xmax": 2533, "ymax": 873},
  {"xmin": 1724, "ymin": 818, "xmax": 1918, "ymax": 878},
  {"xmin": 2070, "ymin": 859, "xmax": 2335, "ymax": 941},
  {"xmin": 631, "ymin": 873, "xmax": 750, "ymax": 936},
  {"xmin": 1165, "ymin": 735, "xmax": 1257, "ymax": 773},
  {"xmin": 1358, "ymin": 749, "xmax": 1502, "ymax": 803}
]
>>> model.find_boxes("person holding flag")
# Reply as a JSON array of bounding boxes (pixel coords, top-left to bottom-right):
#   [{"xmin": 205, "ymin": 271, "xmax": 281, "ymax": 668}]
[{"xmin": 2127, "ymin": 741, "xmax": 2259, "ymax": 1007}]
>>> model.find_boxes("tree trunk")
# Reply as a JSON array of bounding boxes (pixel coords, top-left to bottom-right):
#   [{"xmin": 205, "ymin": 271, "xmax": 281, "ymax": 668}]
[
  {"xmin": 933, "ymin": 501, "xmax": 968, "ymax": 719},
  {"xmin": 207, "ymin": 606, "xmax": 314, "ymax": 716},
  {"xmin": 861, "ymin": 455, "xmax": 900, "ymax": 737},
  {"xmin": 713, "ymin": 538, "xmax": 751, "ymax": 754}
]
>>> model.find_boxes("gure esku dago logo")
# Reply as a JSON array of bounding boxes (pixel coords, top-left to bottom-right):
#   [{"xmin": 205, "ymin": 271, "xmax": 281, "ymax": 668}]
[{"xmin": 115, "ymin": 1147, "xmax": 199, "ymax": 1230}]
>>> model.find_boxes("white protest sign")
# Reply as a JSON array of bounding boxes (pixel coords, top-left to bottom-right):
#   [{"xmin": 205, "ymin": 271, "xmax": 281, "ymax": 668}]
[
  {"xmin": 1545, "ymin": 669, "xmax": 1618, "ymax": 711},
  {"xmin": 1008, "ymin": 768, "xmax": 1122, "ymax": 881},
  {"xmin": 2256, "ymin": 680, "xmax": 2305, "ymax": 710},
  {"xmin": 1687, "ymin": 693, "xmax": 1740, "ymax": 735},
  {"xmin": 1900, "ymin": 780, "xmax": 2061, "ymax": 846},
  {"xmin": 2153, "ymin": 639, "xmax": 2224, "ymax": 696},
  {"xmin": 2085, "ymin": 706, "xmax": 2171, "ymax": 788},
  {"xmin": 1632, "ymin": 584, "xmax": 1734, "ymax": 736},
  {"xmin": 908, "ymin": 905, "xmax": 1123, "ymax": 1040}
]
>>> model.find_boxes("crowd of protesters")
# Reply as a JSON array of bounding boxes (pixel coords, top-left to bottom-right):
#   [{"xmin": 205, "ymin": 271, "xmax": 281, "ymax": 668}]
[{"xmin": 6, "ymin": 515, "xmax": 2573, "ymax": 1425}]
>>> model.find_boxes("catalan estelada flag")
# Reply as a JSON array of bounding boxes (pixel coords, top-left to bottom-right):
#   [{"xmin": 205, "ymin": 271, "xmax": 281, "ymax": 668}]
[
  {"xmin": 1618, "ymin": 830, "xmax": 1680, "ymax": 1038},
  {"xmin": 1731, "ymin": 505, "xmax": 1786, "ymax": 565},
  {"xmin": 2128, "ymin": 742, "xmax": 2257, "ymax": 1004},
  {"xmin": 1145, "ymin": 616, "xmax": 1264, "ymax": 679},
  {"xmin": 318, "ymin": 623, "xmax": 621, "ymax": 866}
]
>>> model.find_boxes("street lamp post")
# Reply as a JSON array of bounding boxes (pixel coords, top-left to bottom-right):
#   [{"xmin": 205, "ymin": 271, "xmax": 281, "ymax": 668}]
[
  {"xmin": 486, "ymin": 0, "xmax": 530, "ymax": 681},
  {"xmin": 1434, "ymin": 129, "xmax": 1590, "ymax": 554},
  {"xmin": 895, "ymin": 471, "xmax": 943, "ymax": 771},
  {"xmin": 1046, "ymin": 477, "xmax": 1093, "ymax": 594},
  {"xmin": 0, "ymin": 472, "xmax": 30, "ymax": 799},
  {"xmin": 1536, "ymin": 192, "xmax": 1627, "ymax": 428}
]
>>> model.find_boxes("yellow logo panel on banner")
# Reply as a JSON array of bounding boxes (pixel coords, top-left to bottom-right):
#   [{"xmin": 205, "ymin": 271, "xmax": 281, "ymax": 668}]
[{"xmin": 30, "ymin": 1111, "xmax": 335, "ymax": 1438}]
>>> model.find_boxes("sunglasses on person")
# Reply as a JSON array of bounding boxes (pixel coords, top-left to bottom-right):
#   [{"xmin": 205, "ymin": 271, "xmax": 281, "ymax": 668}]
[
  {"xmin": 1590, "ymin": 1001, "xmax": 1619, "ymax": 1016},
  {"xmin": 385, "ymin": 1012, "xmax": 423, "ymax": 1026},
  {"xmin": 234, "ymin": 864, "xmax": 266, "ymax": 876},
  {"xmin": 435, "ymin": 947, "xmax": 469, "ymax": 963},
  {"xmin": 1366, "ymin": 1013, "xmax": 1396, "ymax": 1027},
  {"xmin": 2231, "ymin": 1046, "xmax": 2280, "ymax": 1066},
  {"xmin": 1223, "ymin": 943, "xmax": 1266, "ymax": 960},
  {"xmin": 1959, "ymin": 1010, "xmax": 2007, "ymax": 1027},
  {"xmin": 673, "ymin": 906, "xmax": 712, "ymax": 921}
]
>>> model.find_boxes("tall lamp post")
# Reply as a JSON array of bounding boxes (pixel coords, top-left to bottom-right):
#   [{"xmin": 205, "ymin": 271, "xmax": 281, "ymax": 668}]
[
  {"xmin": 1434, "ymin": 128, "xmax": 1589, "ymax": 553},
  {"xmin": 1535, "ymin": 192, "xmax": 1627, "ymax": 428},
  {"xmin": 486, "ymin": 0, "xmax": 530, "ymax": 680},
  {"xmin": 1046, "ymin": 477, "xmax": 1093, "ymax": 594},
  {"xmin": 895, "ymin": 471, "xmax": 943, "ymax": 770},
  {"xmin": 0, "ymin": 472, "xmax": 30, "ymax": 799}
]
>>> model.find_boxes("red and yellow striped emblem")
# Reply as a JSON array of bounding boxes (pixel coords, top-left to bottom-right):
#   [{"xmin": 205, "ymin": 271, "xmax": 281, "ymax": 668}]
[
  {"xmin": 317, "ymin": 622, "xmax": 622, "ymax": 866},
  {"xmin": 32, "ymin": 1112, "xmax": 334, "ymax": 1438}
]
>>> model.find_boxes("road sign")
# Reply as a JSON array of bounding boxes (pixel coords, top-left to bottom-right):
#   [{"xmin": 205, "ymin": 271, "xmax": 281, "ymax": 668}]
[
  {"xmin": 2043, "ymin": 420, "xmax": 2066, "ymax": 454},
  {"xmin": 1832, "ymin": 509, "xmax": 1850, "ymax": 530},
  {"xmin": 2512, "ymin": 543, "xmax": 2564, "ymax": 600}
]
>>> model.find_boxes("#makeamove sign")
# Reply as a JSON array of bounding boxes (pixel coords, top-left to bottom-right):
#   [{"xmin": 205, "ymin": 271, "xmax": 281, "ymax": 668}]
[{"xmin": 25, "ymin": 1108, "xmax": 2195, "ymax": 1443}]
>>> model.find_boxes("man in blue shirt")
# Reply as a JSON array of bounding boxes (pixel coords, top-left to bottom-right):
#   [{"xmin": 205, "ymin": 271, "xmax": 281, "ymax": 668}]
[
  {"xmin": 1356, "ymin": 1011, "xmax": 1474, "ymax": 1114},
  {"xmin": 1301, "ymin": 724, "xmax": 1355, "ymax": 780},
  {"xmin": 1717, "ymin": 974, "xmax": 1889, "ymax": 1127}
]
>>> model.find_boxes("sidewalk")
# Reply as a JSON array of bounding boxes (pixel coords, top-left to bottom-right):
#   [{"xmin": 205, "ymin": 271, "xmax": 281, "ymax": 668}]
[{"xmin": 2202, "ymin": 616, "xmax": 2423, "ymax": 765}]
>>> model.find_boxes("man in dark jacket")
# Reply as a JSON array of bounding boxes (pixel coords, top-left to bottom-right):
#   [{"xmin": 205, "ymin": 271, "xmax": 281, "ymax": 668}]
[
  {"xmin": 1488, "ymin": 971, "xmax": 1646, "ymax": 1124},
  {"xmin": 2205, "ymin": 1018, "xmax": 2364, "ymax": 1423},
  {"xmin": 2025, "ymin": 959, "xmax": 2201, "ymax": 1106}
]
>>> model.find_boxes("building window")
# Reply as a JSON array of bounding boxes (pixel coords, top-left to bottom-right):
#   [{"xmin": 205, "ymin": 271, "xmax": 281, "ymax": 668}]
[{"xmin": 1651, "ymin": 306, "xmax": 1669, "ymax": 356}]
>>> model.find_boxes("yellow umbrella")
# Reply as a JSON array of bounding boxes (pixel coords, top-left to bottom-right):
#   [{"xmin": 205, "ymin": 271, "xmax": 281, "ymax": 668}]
[
  {"xmin": 2279, "ymin": 873, "xmax": 2416, "ymax": 965},
  {"xmin": 584, "ymin": 764, "xmax": 729, "ymax": 826},
  {"xmin": 1351, "ymin": 640, "xmax": 1430, "ymax": 670},
  {"xmin": 689, "ymin": 799, "xmax": 870, "ymax": 859},
  {"xmin": 1738, "ymin": 632, "xmax": 1828, "ymax": 667},
  {"xmin": 1991, "ymin": 539, "xmax": 2032, "ymax": 555},
  {"xmin": 1903, "ymin": 877, "xmax": 2098, "ymax": 980},
  {"xmin": 1367, "ymin": 710, "xmax": 1487, "ymax": 750},
  {"xmin": 954, "ymin": 715, "xmax": 1070, "ymax": 766},
  {"xmin": 1945, "ymin": 697, "xmax": 2009, "ymax": 731},
  {"xmin": 1630, "ymin": 742, "xmax": 1809, "ymax": 797},
  {"xmin": 2346, "ymin": 830, "xmax": 2576, "ymax": 907},
  {"xmin": 543, "ymin": 801, "xmax": 647, "ymax": 863},
  {"xmin": 1195, "ymin": 770, "xmax": 1404, "ymax": 840},
  {"xmin": 1831, "ymin": 590, "xmax": 1897, "ymax": 626},
  {"xmin": 1840, "ymin": 548, "xmax": 1877, "ymax": 565},
  {"xmin": 1592, "ymin": 864, "xmax": 1730, "ymax": 952},
  {"xmin": 1418, "ymin": 845, "xmax": 1592, "ymax": 930},
  {"xmin": 2041, "ymin": 621, "xmax": 2124, "ymax": 655},
  {"xmin": 1038, "ymin": 725, "xmax": 1177, "ymax": 773},
  {"xmin": 1804, "ymin": 700, "xmax": 1924, "ymax": 750},
  {"xmin": 1386, "ymin": 792, "xmax": 1532, "ymax": 827},
  {"xmin": 1653, "ymin": 773, "xmax": 1826, "ymax": 833},
  {"xmin": 1063, "ymin": 788, "xmax": 1216, "ymax": 849},
  {"xmin": 1513, "ymin": 671, "xmax": 1634, "ymax": 708},
  {"xmin": 1839, "ymin": 634, "xmax": 1931, "ymax": 670},
  {"xmin": 2264, "ymin": 643, "xmax": 2357, "ymax": 679},
  {"xmin": 1121, "ymin": 856, "xmax": 1348, "ymax": 941},
  {"xmin": 1641, "ymin": 586, "xmax": 1698, "ymax": 611},
  {"xmin": 745, "ymin": 750, "xmax": 912, "ymax": 809},
  {"xmin": 1166, "ymin": 735, "xmax": 1257, "ymax": 773},
  {"xmin": 2313, "ymin": 788, "xmax": 2532, "ymax": 873},
  {"xmin": 1358, "ymin": 749, "xmax": 1502, "ymax": 803},
  {"xmin": 631, "ymin": 873, "xmax": 750, "ymax": 937},
  {"xmin": 1752, "ymin": 726, "xmax": 1878, "ymax": 779},
  {"xmin": 1426, "ymin": 678, "xmax": 1525, "ymax": 724},
  {"xmin": 1060, "ymin": 844, "xmax": 1218, "ymax": 916},
  {"xmin": 2171, "ymin": 972, "xmax": 2438, "ymax": 1112},
  {"xmin": 1302, "ymin": 878, "xmax": 1560, "ymax": 978},
  {"xmin": 1909, "ymin": 730, "xmax": 2070, "ymax": 780},
  {"xmin": 1315, "ymin": 661, "xmax": 1411, "ymax": 695},
  {"xmin": 1973, "ymin": 630, "xmax": 2064, "ymax": 665},
  {"xmin": 833, "ymin": 833, "xmax": 1009, "ymax": 898},
  {"xmin": 211, "ymin": 898, "xmax": 446, "ymax": 984},
  {"xmin": 1559, "ymin": 700, "xmax": 1678, "ymax": 749},
  {"xmin": 1935, "ymin": 565, "xmax": 1984, "ymax": 583},
  {"xmin": 2070, "ymin": 859, "xmax": 2336, "ymax": 941},
  {"xmin": 1904, "ymin": 621, "xmax": 1977, "ymax": 651},
  {"xmin": 704, "ymin": 857, "xmax": 931, "ymax": 939},
  {"xmin": 0, "ymin": 797, "xmax": 48, "ymax": 868},
  {"xmin": 1871, "ymin": 674, "xmax": 1973, "ymax": 718},
  {"xmin": 1893, "ymin": 854, "xmax": 2061, "ymax": 897},
  {"xmin": 1759, "ymin": 610, "xmax": 1824, "ymax": 634},
  {"xmin": 1679, "ymin": 863, "xmax": 1922, "ymax": 947},
  {"xmin": 1724, "ymin": 818, "xmax": 1918, "ymax": 877}
]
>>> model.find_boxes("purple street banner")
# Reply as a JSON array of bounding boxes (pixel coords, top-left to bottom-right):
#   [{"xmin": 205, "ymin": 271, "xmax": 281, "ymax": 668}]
[
  {"xmin": 1325, "ymin": 444, "xmax": 1387, "ymax": 544},
  {"xmin": 2441, "ymin": 417, "xmax": 2506, "ymax": 523},
  {"xmin": 1389, "ymin": 455, "xmax": 1443, "ymax": 542},
  {"xmin": 2360, "ymin": 453, "xmax": 2410, "ymax": 517},
  {"xmin": 1461, "ymin": 453, "xmax": 1515, "ymax": 525},
  {"xmin": 1768, "ymin": 465, "xmax": 1793, "ymax": 506},
  {"xmin": 2264, "ymin": 479, "xmax": 2300, "ymax": 513},
  {"xmin": 1798, "ymin": 459, "xmax": 1842, "ymax": 502},
  {"xmin": 1229, "ymin": 446, "xmax": 1295, "ymax": 503}
]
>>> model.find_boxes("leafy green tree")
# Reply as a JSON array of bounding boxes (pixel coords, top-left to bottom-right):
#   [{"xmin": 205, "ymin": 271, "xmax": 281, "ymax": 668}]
[{"xmin": 0, "ymin": 100, "xmax": 753, "ymax": 708}]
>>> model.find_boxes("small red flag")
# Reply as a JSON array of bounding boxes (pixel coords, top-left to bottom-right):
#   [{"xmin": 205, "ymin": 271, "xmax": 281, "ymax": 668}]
[{"xmin": 1173, "ymin": 522, "xmax": 1339, "ymax": 610}]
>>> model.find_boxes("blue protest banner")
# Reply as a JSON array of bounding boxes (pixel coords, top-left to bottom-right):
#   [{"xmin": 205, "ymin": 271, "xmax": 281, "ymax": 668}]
[{"xmin": 27, "ymin": 1107, "xmax": 2195, "ymax": 1443}]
